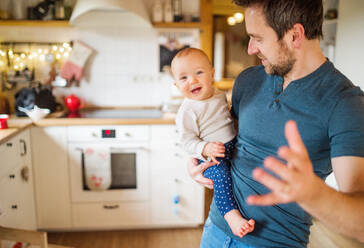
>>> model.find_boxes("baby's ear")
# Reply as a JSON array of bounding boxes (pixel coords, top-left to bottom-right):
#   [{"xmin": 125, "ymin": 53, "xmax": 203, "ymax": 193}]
[
  {"xmin": 211, "ymin": 67, "xmax": 215, "ymax": 78},
  {"xmin": 173, "ymin": 81, "xmax": 177, "ymax": 86}
]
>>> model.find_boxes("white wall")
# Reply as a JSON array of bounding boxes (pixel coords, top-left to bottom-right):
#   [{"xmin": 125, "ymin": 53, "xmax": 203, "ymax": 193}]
[{"xmin": 335, "ymin": 0, "xmax": 364, "ymax": 88}]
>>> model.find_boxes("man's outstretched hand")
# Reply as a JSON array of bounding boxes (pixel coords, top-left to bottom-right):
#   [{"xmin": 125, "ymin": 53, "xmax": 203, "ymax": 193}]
[{"xmin": 247, "ymin": 120, "xmax": 322, "ymax": 206}]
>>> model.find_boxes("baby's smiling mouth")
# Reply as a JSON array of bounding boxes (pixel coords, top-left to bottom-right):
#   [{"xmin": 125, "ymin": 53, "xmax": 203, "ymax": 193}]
[{"xmin": 191, "ymin": 87, "xmax": 202, "ymax": 94}]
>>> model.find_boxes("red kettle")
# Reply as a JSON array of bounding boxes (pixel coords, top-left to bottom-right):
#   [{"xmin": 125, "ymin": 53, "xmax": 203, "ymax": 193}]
[{"xmin": 64, "ymin": 94, "xmax": 82, "ymax": 112}]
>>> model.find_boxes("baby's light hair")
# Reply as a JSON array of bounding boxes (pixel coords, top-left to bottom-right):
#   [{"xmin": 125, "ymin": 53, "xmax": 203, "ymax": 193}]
[{"xmin": 171, "ymin": 47, "xmax": 212, "ymax": 68}]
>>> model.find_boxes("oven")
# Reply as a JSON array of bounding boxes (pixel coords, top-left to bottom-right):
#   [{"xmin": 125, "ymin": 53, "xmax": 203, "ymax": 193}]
[{"xmin": 67, "ymin": 125, "xmax": 150, "ymax": 203}]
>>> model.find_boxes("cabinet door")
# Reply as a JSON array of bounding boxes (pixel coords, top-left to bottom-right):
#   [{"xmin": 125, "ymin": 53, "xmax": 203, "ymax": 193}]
[
  {"xmin": 0, "ymin": 163, "xmax": 36, "ymax": 230},
  {"xmin": 0, "ymin": 129, "xmax": 37, "ymax": 230},
  {"xmin": 31, "ymin": 127, "xmax": 72, "ymax": 229},
  {"xmin": 151, "ymin": 168, "xmax": 204, "ymax": 226},
  {"xmin": 150, "ymin": 125, "xmax": 188, "ymax": 170}
]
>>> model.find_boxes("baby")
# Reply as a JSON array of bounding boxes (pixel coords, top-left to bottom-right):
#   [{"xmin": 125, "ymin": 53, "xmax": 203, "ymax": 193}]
[{"xmin": 172, "ymin": 48, "xmax": 255, "ymax": 237}]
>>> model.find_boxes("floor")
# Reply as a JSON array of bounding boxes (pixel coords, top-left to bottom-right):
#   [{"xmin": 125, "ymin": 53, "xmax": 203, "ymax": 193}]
[{"xmin": 47, "ymin": 220, "xmax": 364, "ymax": 248}]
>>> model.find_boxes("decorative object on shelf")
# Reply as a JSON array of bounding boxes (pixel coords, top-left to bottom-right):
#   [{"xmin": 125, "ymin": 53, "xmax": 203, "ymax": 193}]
[
  {"xmin": 0, "ymin": 0, "xmax": 11, "ymax": 20},
  {"xmin": 54, "ymin": 0, "xmax": 65, "ymax": 20},
  {"xmin": 227, "ymin": 12, "xmax": 244, "ymax": 26},
  {"xmin": 18, "ymin": 105, "xmax": 50, "ymax": 122},
  {"xmin": 164, "ymin": 0, "xmax": 173, "ymax": 23},
  {"xmin": 60, "ymin": 40, "xmax": 94, "ymax": 86},
  {"xmin": 172, "ymin": 0, "xmax": 183, "ymax": 22},
  {"xmin": 152, "ymin": 0, "xmax": 163, "ymax": 23}
]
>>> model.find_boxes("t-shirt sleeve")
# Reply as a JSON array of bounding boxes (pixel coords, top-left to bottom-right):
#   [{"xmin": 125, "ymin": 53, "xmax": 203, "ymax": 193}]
[
  {"xmin": 328, "ymin": 92, "xmax": 364, "ymax": 158},
  {"xmin": 231, "ymin": 76, "xmax": 244, "ymax": 119}
]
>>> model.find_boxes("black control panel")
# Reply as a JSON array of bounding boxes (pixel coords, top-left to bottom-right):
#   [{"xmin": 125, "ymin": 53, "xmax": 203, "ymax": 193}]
[{"xmin": 102, "ymin": 129, "xmax": 116, "ymax": 138}]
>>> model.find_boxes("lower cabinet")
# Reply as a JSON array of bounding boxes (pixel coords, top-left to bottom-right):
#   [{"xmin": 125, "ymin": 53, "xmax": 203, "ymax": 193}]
[
  {"xmin": 31, "ymin": 126, "xmax": 72, "ymax": 229},
  {"xmin": 0, "ymin": 129, "xmax": 37, "ymax": 230}
]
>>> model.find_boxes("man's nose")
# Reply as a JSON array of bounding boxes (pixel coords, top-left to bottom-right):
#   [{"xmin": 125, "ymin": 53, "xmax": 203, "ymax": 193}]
[{"xmin": 247, "ymin": 39, "xmax": 258, "ymax": 55}]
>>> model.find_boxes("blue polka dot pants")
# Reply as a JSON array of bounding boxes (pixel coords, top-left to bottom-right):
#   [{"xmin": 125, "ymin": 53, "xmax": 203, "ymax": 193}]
[{"xmin": 199, "ymin": 138, "xmax": 238, "ymax": 216}]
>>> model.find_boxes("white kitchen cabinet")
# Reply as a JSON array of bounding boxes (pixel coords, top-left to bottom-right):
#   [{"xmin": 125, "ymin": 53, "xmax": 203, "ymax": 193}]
[
  {"xmin": 150, "ymin": 125, "xmax": 204, "ymax": 226},
  {"xmin": 31, "ymin": 127, "xmax": 72, "ymax": 229},
  {"xmin": 0, "ymin": 129, "xmax": 37, "ymax": 230}
]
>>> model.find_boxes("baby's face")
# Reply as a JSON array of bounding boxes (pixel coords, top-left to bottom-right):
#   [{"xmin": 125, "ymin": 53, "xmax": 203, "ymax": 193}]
[{"xmin": 172, "ymin": 52, "xmax": 214, "ymax": 101}]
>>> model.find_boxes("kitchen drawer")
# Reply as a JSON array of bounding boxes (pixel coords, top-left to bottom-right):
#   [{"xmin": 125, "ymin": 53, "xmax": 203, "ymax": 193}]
[
  {"xmin": 72, "ymin": 202, "xmax": 149, "ymax": 228},
  {"xmin": 151, "ymin": 125, "xmax": 179, "ymax": 141},
  {"xmin": 67, "ymin": 125, "xmax": 150, "ymax": 142},
  {"xmin": 0, "ymin": 140, "xmax": 20, "ymax": 178}
]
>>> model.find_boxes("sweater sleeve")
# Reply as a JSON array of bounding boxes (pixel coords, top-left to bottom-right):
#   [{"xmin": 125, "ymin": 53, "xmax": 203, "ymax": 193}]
[{"xmin": 176, "ymin": 108, "xmax": 208, "ymax": 160}]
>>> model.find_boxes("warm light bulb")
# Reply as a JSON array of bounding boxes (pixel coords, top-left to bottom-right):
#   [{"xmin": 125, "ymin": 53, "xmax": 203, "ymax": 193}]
[
  {"xmin": 38, "ymin": 48, "xmax": 43, "ymax": 54},
  {"xmin": 64, "ymin": 52, "xmax": 69, "ymax": 57},
  {"xmin": 19, "ymin": 62, "xmax": 24, "ymax": 67},
  {"xmin": 20, "ymin": 53, "xmax": 26, "ymax": 58},
  {"xmin": 59, "ymin": 47, "xmax": 65, "ymax": 53},
  {"xmin": 28, "ymin": 55, "xmax": 33, "ymax": 60},
  {"xmin": 40, "ymin": 54, "xmax": 45, "ymax": 61},
  {"xmin": 234, "ymin": 12, "xmax": 244, "ymax": 23},
  {"xmin": 14, "ymin": 65, "xmax": 19, "ymax": 70},
  {"xmin": 15, "ymin": 57, "xmax": 20, "ymax": 62},
  {"xmin": 227, "ymin": 16, "xmax": 236, "ymax": 26},
  {"xmin": 8, "ymin": 50, "xmax": 13, "ymax": 56},
  {"xmin": 63, "ymin": 42, "xmax": 70, "ymax": 48},
  {"xmin": 56, "ymin": 53, "xmax": 61, "ymax": 60},
  {"xmin": 53, "ymin": 45, "xmax": 58, "ymax": 51}
]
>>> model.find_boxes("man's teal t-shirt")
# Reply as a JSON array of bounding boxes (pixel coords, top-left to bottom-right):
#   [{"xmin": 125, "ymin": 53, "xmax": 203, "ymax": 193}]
[{"xmin": 208, "ymin": 60, "xmax": 364, "ymax": 247}]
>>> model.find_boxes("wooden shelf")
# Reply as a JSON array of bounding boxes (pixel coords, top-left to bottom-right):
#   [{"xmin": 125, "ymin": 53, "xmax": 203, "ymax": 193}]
[
  {"xmin": 152, "ymin": 22, "xmax": 201, "ymax": 29},
  {"xmin": 0, "ymin": 20, "xmax": 70, "ymax": 27}
]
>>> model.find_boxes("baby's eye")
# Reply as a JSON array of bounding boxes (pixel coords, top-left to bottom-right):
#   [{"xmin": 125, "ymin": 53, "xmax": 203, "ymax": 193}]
[
  {"xmin": 196, "ymin": 70, "xmax": 203, "ymax": 75},
  {"xmin": 180, "ymin": 76, "xmax": 187, "ymax": 81}
]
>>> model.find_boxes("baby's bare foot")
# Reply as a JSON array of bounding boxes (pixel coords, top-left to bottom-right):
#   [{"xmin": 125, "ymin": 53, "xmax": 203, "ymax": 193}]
[{"xmin": 224, "ymin": 210, "xmax": 255, "ymax": 238}]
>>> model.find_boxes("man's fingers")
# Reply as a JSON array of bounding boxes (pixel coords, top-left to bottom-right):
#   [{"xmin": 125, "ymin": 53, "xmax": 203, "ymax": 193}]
[
  {"xmin": 196, "ymin": 176, "xmax": 214, "ymax": 189},
  {"xmin": 285, "ymin": 120, "xmax": 308, "ymax": 156},
  {"xmin": 246, "ymin": 192, "xmax": 283, "ymax": 206},
  {"xmin": 263, "ymin": 156, "xmax": 296, "ymax": 182},
  {"xmin": 252, "ymin": 167, "xmax": 290, "ymax": 194}
]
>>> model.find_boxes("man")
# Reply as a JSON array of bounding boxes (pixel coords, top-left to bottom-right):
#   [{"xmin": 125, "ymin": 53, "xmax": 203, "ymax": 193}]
[{"xmin": 188, "ymin": 0, "xmax": 364, "ymax": 247}]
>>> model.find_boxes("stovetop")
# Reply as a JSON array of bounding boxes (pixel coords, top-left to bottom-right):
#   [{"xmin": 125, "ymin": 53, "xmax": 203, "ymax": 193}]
[{"xmin": 61, "ymin": 108, "xmax": 163, "ymax": 119}]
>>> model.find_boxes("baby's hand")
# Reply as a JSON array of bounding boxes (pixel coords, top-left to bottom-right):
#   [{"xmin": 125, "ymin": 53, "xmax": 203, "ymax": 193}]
[{"xmin": 202, "ymin": 142, "xmax": 225, "ymax": 164}]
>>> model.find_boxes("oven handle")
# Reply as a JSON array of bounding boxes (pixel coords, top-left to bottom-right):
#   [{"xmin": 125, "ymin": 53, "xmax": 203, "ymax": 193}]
[
  {"xmin": 110, "ymin": 146, "xmax": 149, "ymax": 152},
  {"xmin": 75, "ymin": 147, "xmax": 89, "ymax": 190}
]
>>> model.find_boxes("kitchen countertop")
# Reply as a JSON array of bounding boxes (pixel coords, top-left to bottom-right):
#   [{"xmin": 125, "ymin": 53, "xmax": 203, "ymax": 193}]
[
  {"xmin": 0, "ymin": 118, "xmax": 33, "ymax": 145},
  {"xmin": 0, "ymin": 111, "xmax": 176, "ymax": 145}
]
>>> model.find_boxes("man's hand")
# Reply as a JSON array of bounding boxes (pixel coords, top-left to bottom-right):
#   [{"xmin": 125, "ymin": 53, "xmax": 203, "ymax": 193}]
[
  {"xmin": 247, "ymin": 120, "xmax": 322, "ymax": 206},
  {"xmin": 202, "ymin": 142, "xmax": 226, "ymax": 164},
  {"xmin": 187, "ymin": 158, "xmax": 216, "ymax": 189}
]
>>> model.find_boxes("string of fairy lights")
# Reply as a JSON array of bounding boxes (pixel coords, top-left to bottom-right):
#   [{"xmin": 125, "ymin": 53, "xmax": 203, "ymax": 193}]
[
  {"xmin": 0, "ymin": 42, "xmax": 72, "ymax": 72},
  {"xmin": 227, "ymin": 12, "xmax": 244, "ymax": 26}
]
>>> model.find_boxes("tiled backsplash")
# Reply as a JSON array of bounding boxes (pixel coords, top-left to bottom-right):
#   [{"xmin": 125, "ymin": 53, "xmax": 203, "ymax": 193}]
[{"xmin": 0, "ymin": 25, "xmax": 178, "ymax": 107}]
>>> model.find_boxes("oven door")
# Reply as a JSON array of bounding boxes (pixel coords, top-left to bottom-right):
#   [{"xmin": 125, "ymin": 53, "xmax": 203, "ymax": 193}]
[{"xmin": 68, "ymin": 143, "xmax": 149, "ymax": 203}]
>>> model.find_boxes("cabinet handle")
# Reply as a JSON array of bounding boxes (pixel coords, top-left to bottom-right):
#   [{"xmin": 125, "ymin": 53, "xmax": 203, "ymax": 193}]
[
  {"xmin": 11, "ymin": 205, "xmax": 18, "ymax": 209},
  {"xmin": 6, "ymin": 142, "xmax": 12, "ymax": 147},
  {"xmin": 103, "ymin": 204, "xmax": 119, "ymax": 210},
  {"xmin": 9, "ymin": 174, "xmax": 15, "ymax": 179},
  {"xmin": 21, "ymin": 166, "xmax": 29, "ymax": 182},
  {"xmin": 20, "ymin": 139, "xmax": 27, "ymax": 156}
]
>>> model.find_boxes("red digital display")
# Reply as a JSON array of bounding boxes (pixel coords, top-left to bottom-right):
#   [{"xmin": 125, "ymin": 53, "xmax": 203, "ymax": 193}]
[{"xmin": 105, "ymin": 130, "xmax": 111, "ymax": 135}]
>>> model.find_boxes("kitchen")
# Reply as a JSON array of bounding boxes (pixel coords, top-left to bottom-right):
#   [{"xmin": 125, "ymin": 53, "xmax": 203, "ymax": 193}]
[{"xmin": 0, "ymin": 0, "xmax": 364, "ymax": 248}]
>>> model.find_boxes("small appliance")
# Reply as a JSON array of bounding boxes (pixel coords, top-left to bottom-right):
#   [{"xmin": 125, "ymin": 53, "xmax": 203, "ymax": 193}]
[{"xmin": 64, "ymin": 94, "xmax": 82, "ymax": 113}]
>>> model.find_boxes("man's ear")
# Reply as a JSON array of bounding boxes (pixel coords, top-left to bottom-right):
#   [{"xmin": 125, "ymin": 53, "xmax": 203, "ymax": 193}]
[{"xmin": 291, "ymin": 23, "xmax": 304, "ymax": 48}]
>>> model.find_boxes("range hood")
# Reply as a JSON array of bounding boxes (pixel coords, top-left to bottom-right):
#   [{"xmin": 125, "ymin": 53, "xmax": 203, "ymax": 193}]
[{"xmin": 70, "ymin": 0, "xmax": 151, "ymax": 28}]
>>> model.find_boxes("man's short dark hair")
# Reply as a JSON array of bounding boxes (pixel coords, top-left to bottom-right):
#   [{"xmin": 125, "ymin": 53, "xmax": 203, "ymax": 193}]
[{"xmin": 233, "ymin": 0, "xmax": 323, "ymax": 40}]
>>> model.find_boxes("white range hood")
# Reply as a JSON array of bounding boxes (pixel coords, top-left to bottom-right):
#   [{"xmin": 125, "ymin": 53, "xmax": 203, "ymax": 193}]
[{"xmin": 70, "ymin": 0, "xmax": 151, "ymax": 28}]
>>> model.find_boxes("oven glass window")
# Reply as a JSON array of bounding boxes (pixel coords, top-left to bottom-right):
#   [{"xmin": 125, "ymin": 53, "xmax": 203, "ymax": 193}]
[{"xmin": 110, "ymin": 152, "xmax": 137, "ymax": 189}]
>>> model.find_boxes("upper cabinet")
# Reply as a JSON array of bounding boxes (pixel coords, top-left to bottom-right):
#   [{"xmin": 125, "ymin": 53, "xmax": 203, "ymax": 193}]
[{"xmin": 0, "ymin": 20, "xmax": 69, "ymax": 27}]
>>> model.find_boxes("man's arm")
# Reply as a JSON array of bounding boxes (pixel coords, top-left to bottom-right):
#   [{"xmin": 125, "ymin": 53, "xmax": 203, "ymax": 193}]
[{"xmin": 246, "ymin": 120, "xmax": 364, "ymax": 242}]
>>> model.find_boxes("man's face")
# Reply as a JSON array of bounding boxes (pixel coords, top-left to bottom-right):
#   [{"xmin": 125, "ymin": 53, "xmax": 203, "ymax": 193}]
[
  {"xmin": 245, "ymin": 6, "xmax": 296, "ymax": 77},
  {"xmin": 172, "ymin": 52, "xmax": 215, "ymax": 101}
]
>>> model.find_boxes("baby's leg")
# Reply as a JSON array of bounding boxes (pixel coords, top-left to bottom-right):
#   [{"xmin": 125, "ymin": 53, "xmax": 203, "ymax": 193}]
[{"xmin": 203, "ymin": 161, "xmax": 255, "ymax": 238}]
